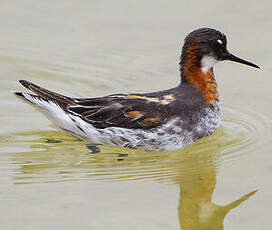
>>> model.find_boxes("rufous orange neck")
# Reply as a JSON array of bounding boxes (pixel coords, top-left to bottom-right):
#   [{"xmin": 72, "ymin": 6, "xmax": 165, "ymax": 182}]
[{"xmin": 181, "ymin": 44, "xmax": 218, "ymax": 105}]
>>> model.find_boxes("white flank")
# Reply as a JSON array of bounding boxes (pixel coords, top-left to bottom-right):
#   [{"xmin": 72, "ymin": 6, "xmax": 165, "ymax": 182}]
[
  {"xmin": 21, "ymin": 93, "xmax": 101, "ymax": 143},
  {"xmin": 201, "ymin": 55, "xmax": 218, "ymax": 72}
]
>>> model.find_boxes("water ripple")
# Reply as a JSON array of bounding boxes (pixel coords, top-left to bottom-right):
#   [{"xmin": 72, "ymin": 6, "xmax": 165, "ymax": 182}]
[{"xmin": 0, "ymin": 104, "xmax": 270, "ymax": 184}]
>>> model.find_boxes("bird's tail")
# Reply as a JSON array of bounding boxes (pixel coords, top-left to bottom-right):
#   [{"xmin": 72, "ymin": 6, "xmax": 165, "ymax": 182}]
[
  {"xmin": 14, "ymin": 80, "xmax": 74, "ymax": 107},
  {"xmin": 14, "ymin": 80, "xmax": 81, "ymax": 134}
]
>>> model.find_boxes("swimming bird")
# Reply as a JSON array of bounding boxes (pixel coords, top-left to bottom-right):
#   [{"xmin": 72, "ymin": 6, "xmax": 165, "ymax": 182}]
[{"xmin": 15, "ymin": 28, "xmax": 259, "ymax": 151}]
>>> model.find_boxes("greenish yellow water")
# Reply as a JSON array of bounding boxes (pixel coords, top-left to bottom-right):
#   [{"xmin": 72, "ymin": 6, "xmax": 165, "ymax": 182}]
[{"xmin": 0, "ymin": 0, "xmax": 272, "ymax": 229}]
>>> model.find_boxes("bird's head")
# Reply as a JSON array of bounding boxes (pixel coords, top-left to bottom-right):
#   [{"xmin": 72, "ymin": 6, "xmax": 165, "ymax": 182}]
[{"xmin": 180, "ymin": 27, "xmax": 259, "ymax": 73}]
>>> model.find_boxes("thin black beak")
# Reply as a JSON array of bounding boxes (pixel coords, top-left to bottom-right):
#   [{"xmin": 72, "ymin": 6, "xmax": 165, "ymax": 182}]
[{"xmin": 223, "ymin": 51, "xmax": 260, "ymax": 69}]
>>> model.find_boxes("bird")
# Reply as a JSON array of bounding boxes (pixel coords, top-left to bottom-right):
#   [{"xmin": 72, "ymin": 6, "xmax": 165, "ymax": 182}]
[{"xmin": 14, "ymin": 28, "xmax": 259, "ymax": 152}]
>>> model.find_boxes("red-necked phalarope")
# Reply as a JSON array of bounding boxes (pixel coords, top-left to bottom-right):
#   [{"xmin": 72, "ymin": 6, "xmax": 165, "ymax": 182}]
[{"xmin": 15, "ymin": 28, "xmax": 259, "ymax": 151}]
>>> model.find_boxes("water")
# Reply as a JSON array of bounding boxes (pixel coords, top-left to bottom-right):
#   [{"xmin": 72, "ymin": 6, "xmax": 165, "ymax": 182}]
[{"xmin": 1, "ymin": 0, "xmax": 272, "ymax": 229}]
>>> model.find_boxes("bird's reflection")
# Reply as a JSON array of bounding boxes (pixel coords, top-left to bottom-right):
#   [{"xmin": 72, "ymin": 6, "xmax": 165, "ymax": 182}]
[
  {"xmin": 8, "ymin": 129, "xmax": 257, "ymax": 229},
  {"xmin": 175, "ymin": 150, "xmax": 256, "ymax": 230}
]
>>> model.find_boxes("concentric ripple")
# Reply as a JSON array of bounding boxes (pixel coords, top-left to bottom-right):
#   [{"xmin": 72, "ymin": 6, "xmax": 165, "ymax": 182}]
[
  {"xmin": 1, "ymin": 104, "xmax": 270, "ymax": 184},
  {"xmin": 220, "ymin": 104, "xmax": 270, "ymax": 160}
]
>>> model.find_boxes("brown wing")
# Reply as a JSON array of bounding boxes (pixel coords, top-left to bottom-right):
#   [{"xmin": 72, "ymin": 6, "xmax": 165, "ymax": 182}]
[
  {"xmin": 17, "ymin": 80, "xmax": 176, "ymax": 130},
  {"xmin": 67, "ymin": 94, "xmax": 171, "ymax": 129}
]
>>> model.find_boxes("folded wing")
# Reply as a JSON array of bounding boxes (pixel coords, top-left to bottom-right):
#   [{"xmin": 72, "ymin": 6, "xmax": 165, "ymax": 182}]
[{"xmin": 68, "ymin": 94, "xmax": 168, "ymax": 129}]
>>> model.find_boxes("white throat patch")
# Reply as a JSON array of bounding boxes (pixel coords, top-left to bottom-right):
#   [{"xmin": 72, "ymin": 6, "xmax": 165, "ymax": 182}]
[{"xmin": 201, "ymin": 55, "xmax": 218, "ymax": 72}]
